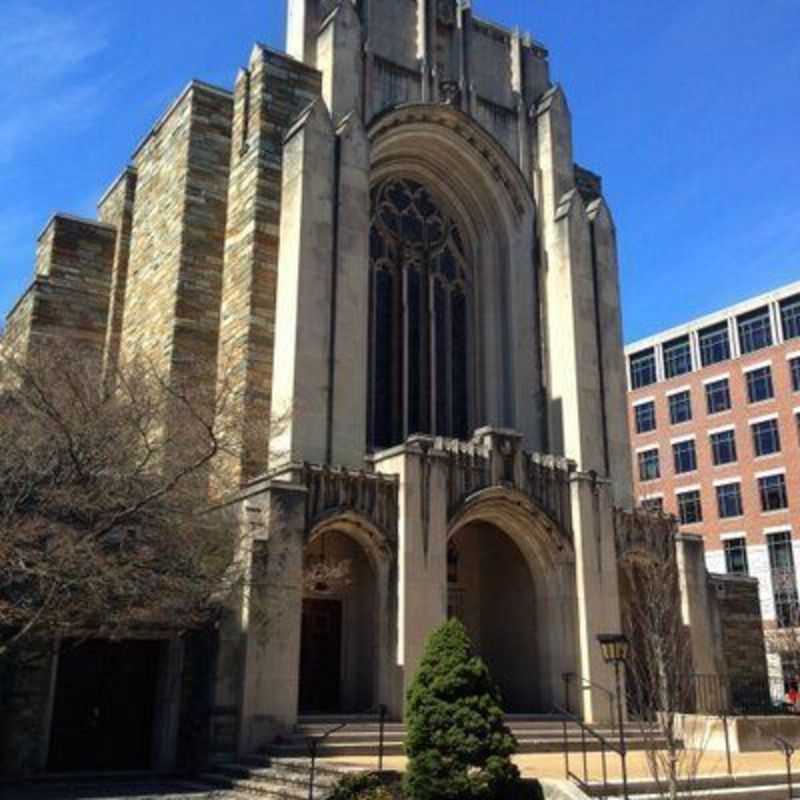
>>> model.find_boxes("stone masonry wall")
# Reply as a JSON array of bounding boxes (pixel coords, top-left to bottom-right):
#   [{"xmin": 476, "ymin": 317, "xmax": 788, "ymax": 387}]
[
  {"xmin": 1, "ymin": 289, "xmax": 35, "ymax": 364},
  {"xmin": 1, "ymin": 215, "xmax": 117, "ymax": 372},
  {"xmin": 98, "ymin": 167, "xmax": 137, "ymax": 381},
  {"xmin": 0, "ymin": 649, "xmax": 56, "ymax": 776},
  {"xmin": 120, "ymin": 82, "xmax": 232, "ymax": 387},
  {"xmin": 709, "ymin": 573, "xmax": 770, "ymax": 706},
  {"xmin": 216, "ymin": 46, "xmax": 322, "ymax": 484}
]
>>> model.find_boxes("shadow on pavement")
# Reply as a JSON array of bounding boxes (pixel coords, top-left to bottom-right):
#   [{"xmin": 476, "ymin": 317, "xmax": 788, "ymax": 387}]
[{"xmin": 0, "ymin": 779, "xmax": 227, "ymax": 800}]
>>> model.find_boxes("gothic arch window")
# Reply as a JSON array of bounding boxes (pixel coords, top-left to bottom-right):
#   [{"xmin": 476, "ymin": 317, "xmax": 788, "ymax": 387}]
[{"xmin": 368, "ymin": 177, "xmax": 472, "ymax": 449}]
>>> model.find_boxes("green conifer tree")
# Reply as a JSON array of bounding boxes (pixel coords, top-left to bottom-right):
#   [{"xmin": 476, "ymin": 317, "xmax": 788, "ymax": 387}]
[{"xmin": 404, "ymin": 618, "xmax": 520, "ymax": 800}]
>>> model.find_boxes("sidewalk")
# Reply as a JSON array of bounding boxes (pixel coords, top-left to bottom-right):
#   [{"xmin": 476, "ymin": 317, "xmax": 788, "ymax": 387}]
[{"xmin": 324, "ymin": 748, "xmax": 796, "ymax": 781}]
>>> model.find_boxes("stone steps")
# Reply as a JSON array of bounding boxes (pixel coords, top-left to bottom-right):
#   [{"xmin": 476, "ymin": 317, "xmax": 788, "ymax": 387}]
[
  {"xmin": 270, "ymin": 716, "xmax": 668, "ymax": 756},
  {"xmin": 200, "ymin": 758, "xmax": 357, "ymax": 800}
]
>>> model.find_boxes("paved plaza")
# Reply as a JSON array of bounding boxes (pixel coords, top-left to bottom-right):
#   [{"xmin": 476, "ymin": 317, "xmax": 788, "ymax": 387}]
[{"xmin": 0, "ymin": 780, "xmax": 237, "ymax": 800}]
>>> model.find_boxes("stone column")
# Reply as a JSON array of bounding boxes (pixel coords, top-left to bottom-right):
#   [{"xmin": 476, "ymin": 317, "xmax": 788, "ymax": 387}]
[
  {"xmin": 329, "ymin": 114, "xmax": 371, "ymax": 467},
  {"xmin": 97, "ymin": 167, "xmax": 137, "ymax": 383},
  {"xmin": 571, "ymin": 473, "xmax": 625, "ymax": 724},
  {"xmin": 151, "ymin": 639, "xmax": 185, "ymax": 770},
  {"xmin": 286, "ymin": 0, "xmax": 313, "ymax": 63},
  {"xmin": 270, "ymin": 100, "xmax": 336, "ymax": 467},
  {"xmin": 534, "ymin": 87, "xmax": 606, "ymax": 476},
  {"xmin": 676, "ymin": 534, "xmax": 721, "ymax": 688},
  {"xmin": 317, "ymin": 0, "xmax": 364, "ymax": 125},
  {"xmin": 587, "ymin": 199, "xmax": 633, "ymax": 507},
  {"xmin": 373, "ymin": 438, "xmax": 449, "ymax": 706},
  {"xmin": 238, "ymin": 481, "xmax": 307, "ymax": 754},
  {"xmin": 216, "ymin": 48, "xmax": 321, "ymax": 483}
]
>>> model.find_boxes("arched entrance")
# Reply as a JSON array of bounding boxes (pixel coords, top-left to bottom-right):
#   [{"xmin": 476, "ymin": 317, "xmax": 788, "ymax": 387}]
[
  {"xmin": 298, "ymin": 514, "xmax": 393, "ymax": 715},
  {"xmin": 368, "ymin": 104, "xmax": 542, "ymax": 447},
  {"xmin": 447, "ymin": 489, "xmax": 578, "ymax": 713},
  {"xmin": 448, "ymin": 522, "xmax": 538, "ymax": 711}
]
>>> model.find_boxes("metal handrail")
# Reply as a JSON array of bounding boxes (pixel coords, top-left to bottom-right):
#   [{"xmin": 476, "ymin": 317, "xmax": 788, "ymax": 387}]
[
  {"xmin": 775, "ymin": 736, "xmax": 795, "ymax": 800},
  {"xmin": 553, "ymin": 704, "xmax": 622, "ymax": 797},
  {"xmin": 304, "ymin": 704, "xmax": 389, "ymax": 800},
  {"xmin": 562, "ymin": 672, "xmax": 617, "ymax": 731},
  {"xmin": 306, "ymin": 722, "xmax": 347, "ymax": 800}
]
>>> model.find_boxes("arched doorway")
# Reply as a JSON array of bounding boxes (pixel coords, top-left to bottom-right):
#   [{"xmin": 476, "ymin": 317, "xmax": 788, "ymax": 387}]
[
  {"xmin": 446, "ymin": 490, "xmax": 578, "ymax": 714},
  {"xmin": 448, "ymin": 522, "xmax": 538, "ymax": 712},
  {"xmin": 299, "ymin": 529, "xmax": 378, "ymax": 714}
]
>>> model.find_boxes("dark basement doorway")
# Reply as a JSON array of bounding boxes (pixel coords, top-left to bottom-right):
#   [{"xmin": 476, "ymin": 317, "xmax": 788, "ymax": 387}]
[{"xmin": 48, "ymin": 639, "xmax": 161, "ymax": 772}]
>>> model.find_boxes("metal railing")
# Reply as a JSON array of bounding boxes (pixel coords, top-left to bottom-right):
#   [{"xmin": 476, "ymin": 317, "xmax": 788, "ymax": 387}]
[
  {"xmin": 690, "ymin": 673, "xmax": 800, "ymax": 794},
  {"xmin": 553, "ymin": 704, "xmax": 624, "ymax": 799},
  {"xmin": 304, "ymin": 704, "xmax": 389, "ymax": 800},
  {"xmin": 562, "ymin": 672, "xmax": 617, "ymax": 732},
  {"xmin": 775, "ymin": 736, "xmax": 796, "ymax": 800}
]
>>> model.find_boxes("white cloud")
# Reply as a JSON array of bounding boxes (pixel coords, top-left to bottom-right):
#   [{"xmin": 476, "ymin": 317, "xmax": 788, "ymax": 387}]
[
  {"xmin": 0, "ymin": 2, "xmax": 111, "ymax": 162},
  {"xmin": 0, "ymin": 4, "xmax": 107, "ymax": 89}
]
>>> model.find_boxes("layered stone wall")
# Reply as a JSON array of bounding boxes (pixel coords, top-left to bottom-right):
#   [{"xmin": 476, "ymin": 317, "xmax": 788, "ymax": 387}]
[
  {"xmin": 2, "ymin": 289, "xmax": 35, "ymax": 364},
  {"xmin": 0, "ymin": 649, "xmax": 56, "ymax": 776},
  {"xmin": 98, "ymin": 167, "xmax": 137, "ymax": 380},
  {"xmin": 216, "ymin": 46, "xmax": 322, "ymax": 483},
  {"xmin": 709, "ymin": 573, "xmax": 770, "ymax": 705},
  {"xmin": 2, "ymin": 215, "xmax": 116, "ymax": 370},
  {"xmin": 120, "ymin": 82, "xmax": 233, "ymax": 387}
]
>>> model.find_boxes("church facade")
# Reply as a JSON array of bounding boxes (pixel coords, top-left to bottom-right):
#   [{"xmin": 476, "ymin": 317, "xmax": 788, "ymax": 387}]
[{"xmin": 2, "ymin": 0, "xmax": 767, "ymax": 774}]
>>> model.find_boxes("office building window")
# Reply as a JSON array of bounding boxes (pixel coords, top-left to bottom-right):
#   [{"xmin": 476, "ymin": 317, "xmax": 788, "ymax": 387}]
[
  {"xmin": 738, "ymin": 307, "xmax": 773, "ymax": 354},
  {"xmin": 641, "ymin": 497, "xmax": 664, "ymax": 514},
  {"xmin": 663, "ymin": 335, "xmax": 692, "ymax": 379},
  {"xmin": 677, "ymin": 490, "xmax": 702, "ymax": 524},
  {"xmin": 667, "ymin": 390, "xmax": 692, "ymax": 425},
  {"xmin": 630, "ymin": 349, "xmax": 657, "ymax": 389},
  {"xmin": 634, "ymin": 401, "xmax": 656, "ymax": 434},
  {"xmin": 716, "ymin": 482, "xmax": 743, "ymax": 518},
  {"xmin": 746, "ymin": 366, "xmax": 774, "ymax": 403},
  {"xmin": 767, "ymin": 531, "xmax": 799, "ymax": 628},
  {"xmin": 710, "ymin": 429, "xmax": 737, "ymax": 465},
  {"xmin": 752, "ymin": 419, "xmax": 781, "ymax": 457},
  {"xmin": 759, "ymin": 474, "xmax": 788, "ymax": 512},
  {"xmin": 699, "ymin": 322, "xmax": 731, "ymax": 367},
  {"xmin": 791, "ymin": 357, "xmax": 800, "ymax": 392},
  {"xmin": 638, "ymin": 449, "xmax": 660, "ymax": 482},
  {"xmin": 724, "ymin": 537, "xmax": 749, "ymax": 575},
  {"xmin": 673, "ymin": 440, "xmax": 697, "ymax": 474},
  {"xmin": 781, "ymin": 294, "xmax": 800, "ymax": 341},
  {"xmin": 706, "ymin": 378, "xmax": 731, "ymax": 414}
]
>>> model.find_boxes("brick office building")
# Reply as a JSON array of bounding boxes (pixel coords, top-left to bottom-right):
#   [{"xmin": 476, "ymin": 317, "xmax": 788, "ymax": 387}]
[{"xmin": 626, "ymin": 280, "xmax": 800, "ymax": 683}]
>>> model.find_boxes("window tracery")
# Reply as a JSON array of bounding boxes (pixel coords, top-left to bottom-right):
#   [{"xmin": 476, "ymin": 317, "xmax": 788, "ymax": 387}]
[{"xmin": 368, "ymin": 177, "xmax": 472, "ymax": 449}]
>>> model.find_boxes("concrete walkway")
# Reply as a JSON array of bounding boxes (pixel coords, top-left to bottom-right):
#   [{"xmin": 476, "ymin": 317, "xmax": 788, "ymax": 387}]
[
  {"xmin": 324, "ymin": 748, "xmax": 798, "ymax": 782},
  {"xmin": 0, "ymin": 780, "xmax": 236, "ymax": 800}
]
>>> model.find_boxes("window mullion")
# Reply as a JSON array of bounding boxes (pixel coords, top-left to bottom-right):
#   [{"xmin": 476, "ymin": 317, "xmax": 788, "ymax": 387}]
[{"xmin": 398, "ymin": 264, "xmax": 408, "ymax": 444}]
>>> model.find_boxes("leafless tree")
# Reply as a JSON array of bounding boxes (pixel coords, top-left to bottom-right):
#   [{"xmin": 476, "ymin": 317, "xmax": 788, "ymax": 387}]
[
  {"xmin": 618, "ymin": 513, "xmax": 709, "ymax": 800},
  {"xmin": 0, "ymin": 343, "xmax": 288, "ymax": 661}
]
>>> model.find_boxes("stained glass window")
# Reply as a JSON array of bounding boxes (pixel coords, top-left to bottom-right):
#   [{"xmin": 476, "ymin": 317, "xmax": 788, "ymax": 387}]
[{"xmin": 368, "ymin": 178, "xmax": 472, "ymax": 449}]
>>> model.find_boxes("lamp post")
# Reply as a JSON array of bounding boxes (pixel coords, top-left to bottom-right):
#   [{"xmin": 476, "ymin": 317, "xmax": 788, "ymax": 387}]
[{"xmin": 598, "ymin": 633, "xmax": 630, "ymax": 800}]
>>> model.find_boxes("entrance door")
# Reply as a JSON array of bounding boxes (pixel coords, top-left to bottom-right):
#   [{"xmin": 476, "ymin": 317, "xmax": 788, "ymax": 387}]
[
  {"xmin": 299, "ymin": 598, "xmax": 343, "ymax": 714},
  {"xmin": 48, "ymin": 640, "xmax": 161, "ymax": 771}
]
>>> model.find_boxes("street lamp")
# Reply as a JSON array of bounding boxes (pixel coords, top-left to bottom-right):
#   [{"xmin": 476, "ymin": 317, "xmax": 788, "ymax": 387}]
[{"xmin": 598, "ymin": 633, "xmax": 630, "ymax": 800}]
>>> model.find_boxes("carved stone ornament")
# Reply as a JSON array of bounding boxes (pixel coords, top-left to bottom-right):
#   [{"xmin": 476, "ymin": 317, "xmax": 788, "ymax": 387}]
[
  {"xmin": 440, "ymin": 80, "xmax": 462, "ymax": 107},
  {"xmin": 437, "ymin": 0, "xmax": 456, "ymax": 25}
]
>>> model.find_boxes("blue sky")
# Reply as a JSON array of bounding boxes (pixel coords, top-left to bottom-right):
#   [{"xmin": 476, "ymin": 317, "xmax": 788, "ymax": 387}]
[{"xmin": 1, "ymin": 1, "xmax": 798, "ymax": 342}]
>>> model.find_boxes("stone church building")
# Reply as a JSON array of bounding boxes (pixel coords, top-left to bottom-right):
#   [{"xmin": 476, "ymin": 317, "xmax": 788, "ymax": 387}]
[{"xmin": 1, "ymin": 0, "xmax": 767, "ymax": 774}]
